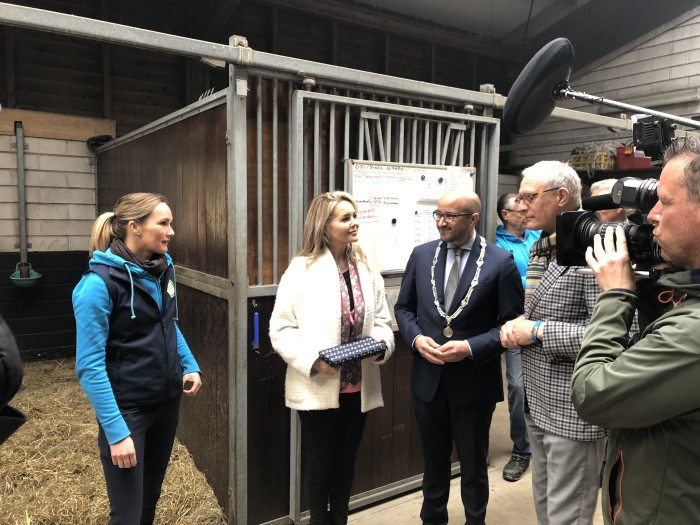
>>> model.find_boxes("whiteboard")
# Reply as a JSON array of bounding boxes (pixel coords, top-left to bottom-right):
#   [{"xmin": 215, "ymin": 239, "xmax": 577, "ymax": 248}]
[{"xmin": 347, "ymin": 160, "xmax": 475, "ymax": 273}]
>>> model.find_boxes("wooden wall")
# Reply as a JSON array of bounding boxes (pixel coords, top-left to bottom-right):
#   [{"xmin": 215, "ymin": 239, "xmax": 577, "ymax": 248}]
[
  {"xmin": 1, "ymin": 0, "xmax": 511, "ymax": 137},
  {"xmin": 95, "ymin": 104, "xmax": 230, "ymax": 512}
]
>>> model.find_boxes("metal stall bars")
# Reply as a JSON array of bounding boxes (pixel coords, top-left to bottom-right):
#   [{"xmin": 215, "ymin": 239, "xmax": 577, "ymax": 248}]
[{"xmin": 237, "ymin": 63, "xmax": 501, "ymax": 523}]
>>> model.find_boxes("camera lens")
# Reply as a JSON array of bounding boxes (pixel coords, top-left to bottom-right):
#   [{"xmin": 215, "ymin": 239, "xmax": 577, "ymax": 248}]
[
  {"xmin": 613, "ymin": 177, "xmax": 658, "ymax": 213},
  {"xmin": 578, "ymin": 218, "xmax": 662, "ymax": 263}
]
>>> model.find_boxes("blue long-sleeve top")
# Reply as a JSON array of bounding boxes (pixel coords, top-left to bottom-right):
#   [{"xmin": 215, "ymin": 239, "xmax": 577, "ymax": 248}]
[{"xmin": 73, "ymin": 249, "xmax": 200, "ymax": 444}]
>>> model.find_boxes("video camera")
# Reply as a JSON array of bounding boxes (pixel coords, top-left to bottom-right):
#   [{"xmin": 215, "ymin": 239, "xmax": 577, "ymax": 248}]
[{"xmin": 556, "ymin": 177, "xmax": 662, "ymax": 266}]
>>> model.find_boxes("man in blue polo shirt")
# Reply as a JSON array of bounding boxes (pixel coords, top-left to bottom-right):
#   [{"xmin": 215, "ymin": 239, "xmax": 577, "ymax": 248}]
[{"xmin": 495, "ymin": 192, "xmax": 540, "ymax": 482}]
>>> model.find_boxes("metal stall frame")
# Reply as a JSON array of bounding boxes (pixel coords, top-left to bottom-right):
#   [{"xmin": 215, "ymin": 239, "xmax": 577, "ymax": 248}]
[{"xmin": 0, "ymin": 4, "xmax": 635, "ymax": 524}]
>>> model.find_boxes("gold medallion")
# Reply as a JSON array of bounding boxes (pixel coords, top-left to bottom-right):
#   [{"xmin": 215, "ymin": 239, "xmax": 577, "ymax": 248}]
[{"xmin": 443, "ymin": 325, "xmax": 453, "ymax": 338}]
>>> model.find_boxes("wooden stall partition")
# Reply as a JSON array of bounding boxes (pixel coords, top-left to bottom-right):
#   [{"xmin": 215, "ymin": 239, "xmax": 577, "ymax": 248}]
[{"xmin": 95, "ymin": 100, "xmax": 231, "ymax": 514}]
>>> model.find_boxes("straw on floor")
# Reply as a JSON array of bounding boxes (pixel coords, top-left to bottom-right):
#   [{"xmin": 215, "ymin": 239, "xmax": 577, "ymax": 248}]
[{"xmin": 0, "ymin": 359, "xmax": 226, "ymax": 524}]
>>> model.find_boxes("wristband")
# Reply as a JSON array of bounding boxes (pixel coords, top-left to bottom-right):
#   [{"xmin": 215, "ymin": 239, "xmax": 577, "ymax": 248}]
[{"xmin": 531, "ymin": 320, "xmax": 542, "ymax": 342}]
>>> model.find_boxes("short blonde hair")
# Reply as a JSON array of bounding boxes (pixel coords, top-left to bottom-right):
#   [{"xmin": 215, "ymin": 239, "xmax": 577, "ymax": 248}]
[{"xmin": 89, "ymin": 193, "xmax": 168, "ymax": 256}]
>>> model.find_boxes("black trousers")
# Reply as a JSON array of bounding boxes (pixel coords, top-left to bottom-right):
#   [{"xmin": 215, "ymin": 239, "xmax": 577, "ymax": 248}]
[
  {"xmin": 414, "ymin": 379, "xmax": 495, "ymax": 525},
  {"xmin": 97, "ymin": 395, "xmax": 181, "ymax": 525},
  {"xmin": 298, "ymin": 392, "xmax": 367, "ymax": 525}
]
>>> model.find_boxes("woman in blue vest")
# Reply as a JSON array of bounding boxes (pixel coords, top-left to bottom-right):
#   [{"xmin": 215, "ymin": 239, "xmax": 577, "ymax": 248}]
[{"xmin": 73, "ymin": 193, "xmax": 202, "ymax": 525}]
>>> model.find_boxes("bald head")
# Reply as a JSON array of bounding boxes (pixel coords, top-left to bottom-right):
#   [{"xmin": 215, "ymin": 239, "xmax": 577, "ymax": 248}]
[{"xmin": 439, "ymin": 189, "xmax": 482, "ymax": 214}]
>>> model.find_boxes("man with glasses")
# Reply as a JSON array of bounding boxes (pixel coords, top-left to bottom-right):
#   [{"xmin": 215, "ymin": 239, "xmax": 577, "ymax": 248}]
[
  {"xmin": 395, "ymin": 188, "xmax": 523, "ymax": 525},
  {"xmin": 499, "ymin": 161, "xmax": 605, "ymax": 525},
  {"xmin": 495, "ymin": 193, "xmax": 541, "ymax": 483}
]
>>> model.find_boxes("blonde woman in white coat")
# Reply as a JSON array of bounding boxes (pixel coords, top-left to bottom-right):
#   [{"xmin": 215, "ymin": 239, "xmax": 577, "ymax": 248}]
[{"xmin": 270, "ymin": 191, "xmax": 395, "ymax": 525}]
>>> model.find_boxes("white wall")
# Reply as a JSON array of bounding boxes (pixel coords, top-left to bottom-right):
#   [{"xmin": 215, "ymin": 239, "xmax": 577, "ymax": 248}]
[
  {"xmin": 0, "ymin": 134, "xmax": 96, "ymax": 253},
  {"xmin": 511, "ymin": 8, "xmax": 700, "ymax": 167}
]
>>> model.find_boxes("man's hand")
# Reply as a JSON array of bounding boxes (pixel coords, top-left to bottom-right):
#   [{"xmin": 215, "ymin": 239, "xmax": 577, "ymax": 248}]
[
  {"xmin": 438, "ymin": 340, "xmax": 471, "ymax": 363},
  {"xmin": 585, "ymin": 225, "xmax": 636, "ymax": 292},
  {"xmin": 500, "ymin": 317, "xmax": 537, "ymax": 348},
  {"xmin": 414, "ymin": 335, "xmax": 445, "ymax": 365},
  {"xmin": 110, "ymin": 436, "xmax": 137, "ymax": 469}
]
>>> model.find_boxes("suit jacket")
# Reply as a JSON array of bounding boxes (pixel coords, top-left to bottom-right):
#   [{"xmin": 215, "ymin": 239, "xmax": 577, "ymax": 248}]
[
  {"xmin": 394, "ymin": 236, "xmax": 523, "ymax": 407},
  {"xmin": 523, "ymin": 260, "xmax": 606, "ymax": 441}
]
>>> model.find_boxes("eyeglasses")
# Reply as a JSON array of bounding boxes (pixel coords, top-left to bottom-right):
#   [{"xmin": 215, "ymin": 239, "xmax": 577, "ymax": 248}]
[
  {"xmin": 514, "ymin": 187, "xmax": 559, "ymax": 205},
  {"xmin": 504, "ymin": 208, "xmax": 524, "ymax": 213},
  {"xmin": 433, "ymin": 210, "xmax": 475, "ymax": 223}
]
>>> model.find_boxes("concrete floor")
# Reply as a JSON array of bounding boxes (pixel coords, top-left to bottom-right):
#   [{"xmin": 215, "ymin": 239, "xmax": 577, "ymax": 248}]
[{"xmin": 348, "ymin": 356, "xmax": 605, "ymax": 525}]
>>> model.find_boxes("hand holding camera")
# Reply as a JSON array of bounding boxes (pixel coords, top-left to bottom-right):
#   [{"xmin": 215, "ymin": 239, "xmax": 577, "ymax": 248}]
[{"xmin": 584, "ymin": 225, "xmax": 637, "ymax": 292}]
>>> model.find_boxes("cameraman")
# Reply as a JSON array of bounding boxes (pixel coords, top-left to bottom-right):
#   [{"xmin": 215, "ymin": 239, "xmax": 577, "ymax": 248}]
[{"xmin": 572, "ymin": 137, "xmax": 700, "ymax": 524}]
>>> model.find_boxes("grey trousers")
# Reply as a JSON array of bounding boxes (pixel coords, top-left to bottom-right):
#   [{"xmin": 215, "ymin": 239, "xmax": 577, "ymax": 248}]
[{"xmin": 525, "ymin": 413, "xmax": 604, "ymax": 525}]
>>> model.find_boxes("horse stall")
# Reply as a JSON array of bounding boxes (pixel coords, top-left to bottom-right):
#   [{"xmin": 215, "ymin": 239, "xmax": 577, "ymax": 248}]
[{"xmin": 94, "ymin": 38, "xmax": 503, "ymax": 524}]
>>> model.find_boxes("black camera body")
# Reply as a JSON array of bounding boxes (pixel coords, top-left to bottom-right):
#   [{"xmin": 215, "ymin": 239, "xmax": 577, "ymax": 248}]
[{"xmin": 556, "ymin": 177, "xmax": 662, "ymax": 266}]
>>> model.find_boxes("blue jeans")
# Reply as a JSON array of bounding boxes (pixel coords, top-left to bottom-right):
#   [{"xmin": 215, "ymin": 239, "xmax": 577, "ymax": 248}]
[{"xmin": 505, "ymin": 348, "xmax": 530, "ymax": 457}]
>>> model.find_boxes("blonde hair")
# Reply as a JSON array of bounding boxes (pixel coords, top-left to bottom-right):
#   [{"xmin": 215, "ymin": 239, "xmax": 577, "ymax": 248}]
[
  {"xmin": 299, "ymin": 191, "xmax": 368, "ymax": 268},
  {"xmin": 89, "ymin": 193, "xmax": 168, "ymax": 257}
]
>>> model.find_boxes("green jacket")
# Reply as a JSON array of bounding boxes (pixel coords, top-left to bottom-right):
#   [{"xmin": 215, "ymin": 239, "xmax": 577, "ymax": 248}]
[{"xmin": 572, "ymin": 270, "xmax": 700, "ymax": 525}]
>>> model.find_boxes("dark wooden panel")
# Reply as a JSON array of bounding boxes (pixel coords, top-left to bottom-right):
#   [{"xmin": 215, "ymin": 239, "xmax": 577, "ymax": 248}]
[
  {"xmin": 387, "ymin": 36, "xmax": 431, "ymax": 83},
  {"xmin": 435, "ymin": 47, "xmax": 477, "ymax": 91},
  {"xmin": 96, "ymin": 104, "xmax": 228, "ymax": 277},
  {"xmin": 175, "ymin": 286, "xmax": 230, "ymax": 515},
  {"xmin": 14, "ymin": 29, "xmax": 103, "ymax": 116},
  {"xmin": 275, "ymin": 10, "xmax": 332, "ymax": 63},
  {"xmin": 336, "ymin": 24, "xmax": 384, "ymax": 74},
  {"xmin": 247, "ymin": 296, "xmax": 291, "ymax": 523}
]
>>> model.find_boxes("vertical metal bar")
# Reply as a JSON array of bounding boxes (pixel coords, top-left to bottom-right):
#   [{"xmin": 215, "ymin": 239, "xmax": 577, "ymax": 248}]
[
  {"xmin": 272, "ymin": 78, "xmax": 279, "ymax": 283},
  {"xmin": 289, "ymin": 89, "xmax": 306, "ymax": 524},
  {"xmin": 256, "ymin": 76, "xmax": 263, "ymax": 286},
  {"xmin": 469, "ymin": 125, "xmax": 476, "ymax": 167},
  {"xmin": 376, "ymin": 118, "xmax": 386, "ymax": 162},
  {"xmin": 15, "ymin": 122, "xmax": 27, "ymax": 263},
  {"xmin": 450, "ymin": 129, "xmax": 462, "ymax": 166},
  {"xmin": 343, "ymin": 103, "xmax": 350, "ymax": 188},
  {"xmin": 329, "ymin": 102, "xmax": 336, "ymax": 190},
  {"xmin": 436, "ymin": 122, "xmax": 443, "ymax": 165},
  {"xmin": 288, "ymin": 80, "xmax": 294, "ymax": 262},
  {"xmin": 226, "ymin": 57, "xmax": 249, "ymax": 525},
  {"xmin": 363, "ymin": 119, "xmax": 373, "ymax": 161},
  {"xmin": 398, "ymin": 117, "xmax": 405, "ymax": 164},
  {"xmin": 411, "ymin": 119, "xmax": 418, "ymax": 164},
  {"xmin": 482, "ymin": 121, "xmax": 500, "ymax": 242},
  {"xmin": 385, "ymin": 115, "xmax": 392, "ymax": 163},
  {"xmin": 423, "ymin": 120, "xmax": 430, "ymax": 164},
  {"xmin": 290, "ymin": 91, "xmax": 306, "ymax": 258},
  {"xmin": 358, "ymin": 109, "xmax": 365, "ymax": 160},
  {"xmin": 313, "ymin": 100, "xmax": 321, "ymax": 195}
]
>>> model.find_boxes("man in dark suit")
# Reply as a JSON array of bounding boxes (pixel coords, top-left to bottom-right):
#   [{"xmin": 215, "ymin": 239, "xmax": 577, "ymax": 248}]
[{"xmin": 394, "ymin": 188, "xmax": 523, "ymax": 525}]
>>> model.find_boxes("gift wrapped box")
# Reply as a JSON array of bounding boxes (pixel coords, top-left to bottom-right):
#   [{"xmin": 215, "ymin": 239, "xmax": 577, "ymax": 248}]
[{"xmin": 318, "ymin": 337, "xmax": 387, "ymax": 368}]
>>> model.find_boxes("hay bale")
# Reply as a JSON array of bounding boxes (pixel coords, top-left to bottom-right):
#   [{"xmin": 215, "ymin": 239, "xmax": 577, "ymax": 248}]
[{"xmin": 0, "ymin": 360, "xmax": 227, "ymax": 524}]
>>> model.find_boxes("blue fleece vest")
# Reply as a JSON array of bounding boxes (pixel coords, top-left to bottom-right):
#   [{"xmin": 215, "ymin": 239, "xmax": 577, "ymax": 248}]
[{"xmin": 89, "ymin": 264, "xmax": 183, "ymax": 409}]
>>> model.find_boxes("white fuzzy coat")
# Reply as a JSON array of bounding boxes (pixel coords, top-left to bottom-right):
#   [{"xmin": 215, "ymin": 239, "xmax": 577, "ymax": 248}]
[{"xmin": 269, "ymin": 250, "xmax": 395, "ymax": 412}]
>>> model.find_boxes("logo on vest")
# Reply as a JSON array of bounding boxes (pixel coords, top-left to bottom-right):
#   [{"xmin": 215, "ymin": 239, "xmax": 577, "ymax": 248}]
[{"xmin": 167, "ymin": 280, "xmax": 175, "ymax": 298}]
